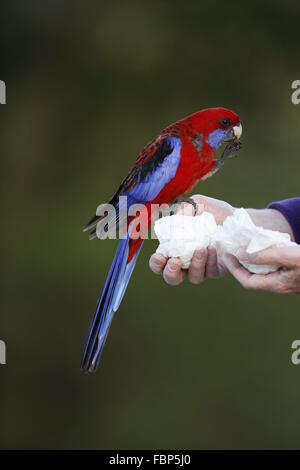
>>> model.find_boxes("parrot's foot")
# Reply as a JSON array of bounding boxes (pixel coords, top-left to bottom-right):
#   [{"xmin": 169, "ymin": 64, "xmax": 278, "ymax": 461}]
[
  {"xmin": 172, "ymin": 197, "xmax": 198, "ymax": 215},
  {"xmin": 214, "ymin": 139, "xmax": 242, "ymax": 173}
]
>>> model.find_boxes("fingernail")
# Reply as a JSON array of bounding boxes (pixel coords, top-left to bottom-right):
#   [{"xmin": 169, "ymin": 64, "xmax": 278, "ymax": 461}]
[{"xmin": 153, "ymin": 259, "xmax": 161, "ymax": 268}]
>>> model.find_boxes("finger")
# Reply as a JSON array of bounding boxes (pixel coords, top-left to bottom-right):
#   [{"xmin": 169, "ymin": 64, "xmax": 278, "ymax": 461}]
[
  {"xmin": 237, "ymin": 246, "xmax": 300, "ymax": 268},
  {"xmin": 149, "ymin": 253, "xmax": 167, "ymax": 275},
  {"xmin": 222, "ymin": 253, "xmax": 255, "ymax": 287},
  {"xmin": 163, "ymin": 257, "xmax": 185, "ymax": 285},
  {"xmin": 215, "ymin": 242, "xmax": 224, "ymax": 257},
  {"xmin": 222, "ymin": 253, "xmax": 282, "ymax": 291},
  {"xmin": 205, "ymin": 246, "xmax": 222, "ymax": 278},
  {"xmin": 188, "ymin": 248, "xmax": 207, "ymax": 284},
  {"xmin": 215, "ymin": 243, "xmax": 227, "ymax": 274}
]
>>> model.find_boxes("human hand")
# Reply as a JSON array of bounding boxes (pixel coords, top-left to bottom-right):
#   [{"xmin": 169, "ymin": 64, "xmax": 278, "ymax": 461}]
[
  {"xmin": 149, "ymin": 196, "xmax": 230, "ymax": 285},
  {"xmin": 221, "ymin": 245, "xmax": 300, "ymax": 294},
  {"xmin": 149, "ymin": 247, "xmax": 226, "ymax": 286},
  {"xmin": 190, "ymin": 194, "xmax": 235, "ymax": 225}
]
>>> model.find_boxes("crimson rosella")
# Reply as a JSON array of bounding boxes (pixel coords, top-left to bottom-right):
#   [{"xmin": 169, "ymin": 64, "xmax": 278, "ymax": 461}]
[{"xmin": 82, "ymin": 107, "xmax": 242, "ymax": 372}]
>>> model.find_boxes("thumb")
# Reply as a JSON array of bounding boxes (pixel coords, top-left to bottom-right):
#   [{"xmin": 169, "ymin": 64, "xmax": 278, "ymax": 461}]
[{"xmin": 237, "ymin": 246, "xmax": 299, "ymax": 268}]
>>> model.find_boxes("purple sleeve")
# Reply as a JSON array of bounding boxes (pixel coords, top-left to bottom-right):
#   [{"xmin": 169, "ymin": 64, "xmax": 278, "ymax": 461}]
[{"xmin": 268, "ymin": 198, "xmax": 300, "ymax": 244}]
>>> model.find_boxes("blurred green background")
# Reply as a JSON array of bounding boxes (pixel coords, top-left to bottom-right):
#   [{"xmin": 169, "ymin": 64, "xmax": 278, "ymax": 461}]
[{"xmin": 1, "ymin": 0, "xmax": 300, "ymax": 449}]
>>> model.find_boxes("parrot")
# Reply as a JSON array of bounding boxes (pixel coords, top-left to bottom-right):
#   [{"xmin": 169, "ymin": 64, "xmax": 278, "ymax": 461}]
[{"xmin": 81, "ymin": 107, "xmax": 242, "ymax": 372}]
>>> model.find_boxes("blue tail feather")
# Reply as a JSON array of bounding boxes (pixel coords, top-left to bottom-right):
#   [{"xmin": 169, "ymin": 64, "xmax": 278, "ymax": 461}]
[{"xmin": 81, "ymin": 234, "xmax": 143, "ymax": 372}]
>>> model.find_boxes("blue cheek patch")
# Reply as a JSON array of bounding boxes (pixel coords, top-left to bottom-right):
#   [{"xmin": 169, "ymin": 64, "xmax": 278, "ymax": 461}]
[{"xmin": 206, "ymin": 129, "xmax": 227, "ymax": 149}]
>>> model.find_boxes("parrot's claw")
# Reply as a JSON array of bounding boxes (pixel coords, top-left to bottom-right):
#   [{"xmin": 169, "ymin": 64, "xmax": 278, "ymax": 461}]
[
  {"xmin": 214, "ymin": 139, "xmax": 242, "ymax": 173},
  {"xmin": 172, "ymin": 197, "xmax": 199, "ymax": 215}
]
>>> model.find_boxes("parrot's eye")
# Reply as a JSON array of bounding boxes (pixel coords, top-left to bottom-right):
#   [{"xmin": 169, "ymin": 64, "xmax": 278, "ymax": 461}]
[{"xmin": 220, "ymin": 118, "xmax": 230, "ymax": 127}]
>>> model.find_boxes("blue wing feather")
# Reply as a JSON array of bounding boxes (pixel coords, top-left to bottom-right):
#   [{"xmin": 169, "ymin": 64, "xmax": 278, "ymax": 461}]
[{"xmin": 122, "ymin": 136, "xmax": 182, "ymax": 203}]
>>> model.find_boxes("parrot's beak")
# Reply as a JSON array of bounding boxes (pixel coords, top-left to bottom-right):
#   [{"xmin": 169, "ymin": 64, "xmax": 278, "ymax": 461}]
[
  {"xmin": 224, "ymin": 123, "xmax": 242, "ymax": 142},
  {"xmin": 233, "ymin": 123, "xmax": 242, "ymax": 139}
]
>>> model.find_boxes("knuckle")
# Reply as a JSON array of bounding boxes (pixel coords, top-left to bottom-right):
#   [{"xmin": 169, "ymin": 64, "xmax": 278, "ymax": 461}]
[
  {"xmin": 192, "ymin": 194, "xmax": 204, "ymax": 205},
  {"xmin": 149, "ymin": 256, "xmax": 163, "ymax": 273},
  {"xmin": 207, "ymin": 256, "xmax": 217, "ymax": 268},
  {"xmin": 276, "ymin": 283, "xmax": 289, "ymax": 294},
  {"xmin": 191, "ymin": 259, "xmax": 204, "ymax": 270},
  {"xmin": 192, "ymin": 249, "xmax": 207, "ymax": 263},
  {"xmin": 168, "ymin": 259, "xmax": 181, "ymax": 271},
  {"xmin": 169, "ymin": 256, "xmax": 180, "ymax": 266}
]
